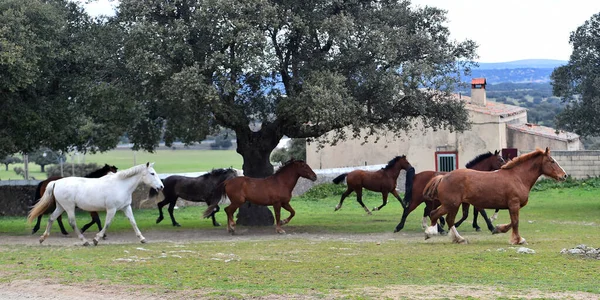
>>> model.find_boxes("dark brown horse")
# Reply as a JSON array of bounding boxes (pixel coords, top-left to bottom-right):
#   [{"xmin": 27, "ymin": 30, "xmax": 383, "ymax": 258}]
[
  {"xmin": 393, "ymin": 151, "xmax": 505, "ymax": 234},
  {"xmin": 332, "ymin": 155, "xmax": 413, "ymax": 215},
  {"xmin": 31, "ymin": 164, "xmax": 118, "ymax": 235},
  {"xmin": 150, "ymin": 168, "xmax": 239, "ymax": 227},
  {"xmin": 206, "ymin": 159, "xmax": 317, "ymax": 234},
  {"xmin": 423, "ymin": 148, "xmax": 567, "ymax": 244}
]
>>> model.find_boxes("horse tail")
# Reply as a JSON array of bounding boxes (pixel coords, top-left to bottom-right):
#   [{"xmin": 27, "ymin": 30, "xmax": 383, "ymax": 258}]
[
  {"xmin": 423, "ymin": 175, "xmax": 444, "ymax": 201},
  {"xmin": 203, "ymin": 181, "xmax": 227, "ymax": 219},
  {"xmin": 31, "ymin": 180, "xmax": 44, "ymax": 206},
  {"xmin": 332, "ymin": 173, "xmax": 348, "ymax": 184},
  {"xmin": 28, "ymin": 181, "xmax": 56, "ymax": 223}
]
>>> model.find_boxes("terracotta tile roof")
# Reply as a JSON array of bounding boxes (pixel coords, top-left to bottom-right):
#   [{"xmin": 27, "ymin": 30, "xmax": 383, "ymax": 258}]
[
  {"xmin": 457, "ymin": 95, "xmax": 527, "ymax": 117},
  {"xmin": 507, "ymin": 123, "xmax": 580, "ymax": 142},
  {"xmin": 471, "ymin": 78, "xmax": 486, "ymax": 85}
]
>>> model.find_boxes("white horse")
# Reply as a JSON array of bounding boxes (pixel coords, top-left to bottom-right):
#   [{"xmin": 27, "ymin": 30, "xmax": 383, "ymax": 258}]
[{"xmin": 28, "ymin": 162, "xmax": 164, "ymax": 246}]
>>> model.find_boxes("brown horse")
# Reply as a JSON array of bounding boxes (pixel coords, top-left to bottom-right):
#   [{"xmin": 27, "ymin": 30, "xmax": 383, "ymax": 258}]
[
  {"xmin": 31, "ymin": 164, "xmax": 118, "ymax": 236},
  {"xmin": 332, "ymin": 155, "xmax": 413, "ymax": 215},
  {"xmin": 423, "ymin": 147, "xmax": 567, "ymax": 244},
  {"xmin": 205, "ymin": 159, "xmax": 317, "ymax": 234},
  {"xmin": 393, "ymin": 150, "xmax": 505, "ymax": 234}
]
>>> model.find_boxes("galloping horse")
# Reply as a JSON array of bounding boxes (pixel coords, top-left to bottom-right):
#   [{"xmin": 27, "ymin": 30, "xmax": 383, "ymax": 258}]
[
  {"xmin": 393, "ymin": 151, "xmax": 505, "ymax": 233},
  {"xmin": 150, "ymin": 168, "xmax": 239, "ymax": 227},
  {"xmin": 206, "ymin": 159, "xmax": 317, "ymax": 234},
  {"xmin": 28, "ymin": 162, "xmax": 164, "ymax": 246},
  {"xmin": 423, "ymin": 148, "xmax": 567, "ymax": 244},
  {"xmin": 332, "ymin": 155, "xmax": 413, "ymax": 215},
  {"xmin": 31, "ymin": 164, "xmax": 118, "ymax": 236}
]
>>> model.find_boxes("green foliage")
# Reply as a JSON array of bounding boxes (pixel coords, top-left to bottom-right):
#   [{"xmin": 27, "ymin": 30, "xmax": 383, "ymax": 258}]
[
  {"xmin": 28, "ymin": 148, "xmax": 66, "ymax": 172},
  {"xmin": 270, "ymin": 138, "xmax": 306, "ymax": 164},
  {"xmin": 1, "ymin": 155, "xmax": 21, "ymax": 171},
  {"xmin": 551, "ymin": 12, "xmax": 600, "ymax": 137},
  {"xmin": 532, "ymin": 176, "xmax": 600, "ymax": 191}
]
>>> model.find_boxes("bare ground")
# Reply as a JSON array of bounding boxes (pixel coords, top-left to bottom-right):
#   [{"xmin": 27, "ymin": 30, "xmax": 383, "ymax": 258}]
[{"xmin": 1, "ymin": 228, "xmax": 598, "ymax": 300}]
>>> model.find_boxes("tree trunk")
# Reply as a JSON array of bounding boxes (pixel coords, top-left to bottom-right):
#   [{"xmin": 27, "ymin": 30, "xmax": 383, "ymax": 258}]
[
  {"xmin": 234, "ymin": 125, "xmax": 282, "ymax": 226},
  {"xmin": 40, "ymin": 164, "xmax": 45, "ymax": 172}
]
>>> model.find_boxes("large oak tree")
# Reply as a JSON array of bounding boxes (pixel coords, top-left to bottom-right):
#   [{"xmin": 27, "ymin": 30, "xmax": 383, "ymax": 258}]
[{"xmin": 552, "ymin": 12, "xmax": 600, "ymax": 136}]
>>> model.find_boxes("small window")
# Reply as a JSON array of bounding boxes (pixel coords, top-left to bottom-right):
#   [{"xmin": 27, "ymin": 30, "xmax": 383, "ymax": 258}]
[
  {"xmin": 502, "ymin": 148, "xmax": 518, "ymax": 161},
  {"xmin": 435, "ymin": 152, "xmax": 458, "ymax": 172}
]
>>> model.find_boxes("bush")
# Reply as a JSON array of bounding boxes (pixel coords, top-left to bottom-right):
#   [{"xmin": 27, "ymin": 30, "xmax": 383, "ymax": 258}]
[{"xmin": 532, "ymin": 176, "xmax": 600, "ymax": 191}]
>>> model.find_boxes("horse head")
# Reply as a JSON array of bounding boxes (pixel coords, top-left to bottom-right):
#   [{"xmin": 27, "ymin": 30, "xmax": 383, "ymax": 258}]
[
  {"xmin": 143, "ymin": 162, "xmax": 164, "ymax": 190},
  {"xmin": 292, "ymin": 160, "xmax": 317, "ymax": 181},
  {"xmin": 540, "ymin": 147, "xmax": 568, "ymax": 181}
]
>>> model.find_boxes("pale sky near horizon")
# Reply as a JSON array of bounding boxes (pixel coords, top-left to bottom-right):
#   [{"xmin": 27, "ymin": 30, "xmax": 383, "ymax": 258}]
[{"xmin": 84, "ymin": 0, "xmax": 600, "ymax": 63}]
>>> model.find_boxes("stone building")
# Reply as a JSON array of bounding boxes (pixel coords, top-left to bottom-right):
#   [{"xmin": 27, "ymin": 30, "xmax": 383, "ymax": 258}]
[{"xmin": 306, "ymin": 78, "xmax": 583, "ymax": 172}]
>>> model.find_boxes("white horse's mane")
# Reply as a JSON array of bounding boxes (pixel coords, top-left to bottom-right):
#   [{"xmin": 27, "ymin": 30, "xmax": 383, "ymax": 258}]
[{"xmin": 116, "ymin": 164, "xmax": 148, "ymax": 179}]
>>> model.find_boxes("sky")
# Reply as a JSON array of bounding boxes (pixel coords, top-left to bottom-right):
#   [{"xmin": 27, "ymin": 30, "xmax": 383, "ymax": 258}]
[{"xmin": 84, "ymin": 0, "xmax": 600, "ymax": 63}]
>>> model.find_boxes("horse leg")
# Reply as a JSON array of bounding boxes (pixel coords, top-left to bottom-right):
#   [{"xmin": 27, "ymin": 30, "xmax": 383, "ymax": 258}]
[
  {"xmin": 472, "ymin": 208, "xmax": 481, "ymax": 231},
  {"xmin": 64, "ymin": 208, "xmax": 90, "ymax": 246},
  {"xmin": 394, "ymin": 198, "xmax": 420, "ymax": 233},
  {"xmin": 120, "ymin": 205, "xmax": 146, "ymax": 244},
  {"xmin": 40, "ymin": 207, "xmax": 64, "ymax": 244},
  {"xmin": 210, "ymin": 205, "xmax": 221, "ymax": 227},
  {"xmin": 372, "ymin": 192, "xmax": 388, "ymax": 211},
  {"xmin": 280, "ymin": 202, "xmax": 295, "ymax": 226},
  {"xmin": 56, "ymin": 215, "xmax": 69, "ymax": 235},
  {"xmin": 476, "ymin": 208, "xmax": 495, "ymax": 232},
  {"xmin": 445, "ymin": 206, "xmax": 467, "ymax": 244},
  {"xmin": 94, "ymin": 208, "xmax": 117, "ymax": 245},
  {"xmin": 424, "ymin": 201, "xmax": 446, "ymax": 235},
  {"xmin": 155, "ymin": 198, "xmax": 169, "ymax": 224},
  {"xmin": 507, "ymin": 204, "xmax": 526, "ymax": 245},
  {"xmin": 355, "ymin": 189, "xmax": 371, "ymax": 215},
  {"xmin": 32, "ymin": 215, "xmax": 43, "ymax": 235},
  {"xmin": 424, "ymin": 204, "xmax": 448, "ymax": 239},
  {"xmin": 453, "ymin": 203, "xmax": 470, "ymax": 230},
  {"xmin": 273, "ymin": 203, "xmax": 285, "ymax": 234},
  {"xmin": 391, "ymin": 189, "xmax": 408, "ymax": 208},
  {"xmin": 490, "ymin": 209, "xmax": 500, "ymax": 222},
  {"xmin": 224, "ymin": 204, "xmax": 239, "ymax": 234},
  {"xmin": 167, "ymin": 200, "xmax": 180, "ymax": 227},
  {"xmin": 334, "ymin": 188, "xmax": 353, "ymax": 211}
]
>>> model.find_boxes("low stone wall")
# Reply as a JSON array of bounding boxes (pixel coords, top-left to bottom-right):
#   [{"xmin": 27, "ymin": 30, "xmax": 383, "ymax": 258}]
[
  {"xmin": 0, "ymin": 181, "xmax": 38, "ymax": 217},
  {"xmin": 550, "ymin": 150, "xmax": 600, "ymax": 179}
]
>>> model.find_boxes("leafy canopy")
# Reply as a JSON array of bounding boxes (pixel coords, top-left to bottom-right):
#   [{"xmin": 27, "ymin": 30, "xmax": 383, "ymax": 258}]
[{"xmin": 551, "ymin": 12, "xmax": 600, "ymax": 137}]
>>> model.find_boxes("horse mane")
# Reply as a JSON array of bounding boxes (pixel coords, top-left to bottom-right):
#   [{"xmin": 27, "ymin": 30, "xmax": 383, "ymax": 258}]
[
  {"xmin": 202, "ymin": 168, "xmax": 236, "ymax": 178},
  {"xmin": 274, "ymin": 159, "xmax": 305, "ymax": 175},
  {"xmin": 465, "ymin": 152, "xmax": 494, "ymax": 168},
  {"xmin": 116, "ymin": 164, "xmax": 146, "ymax": 179},
  {"xmin": 501, "ymin": 148, "xmax": 544, "ymax": 170},
  {"xmin": 383, "ymin": 155, "xmax": 406, "ymax": 170}
]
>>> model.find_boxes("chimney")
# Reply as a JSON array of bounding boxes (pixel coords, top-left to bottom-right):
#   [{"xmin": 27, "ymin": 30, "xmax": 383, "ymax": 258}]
[{"xmin": 470, "ymin": 78, "xmax": 487, "ymax": 106}]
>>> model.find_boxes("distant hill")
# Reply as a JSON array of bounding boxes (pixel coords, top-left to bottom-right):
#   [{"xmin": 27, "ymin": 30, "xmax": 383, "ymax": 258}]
[
  {"xmin": 462, "ymin": 59, "xmax": 568, "ymax": 84},
  {"xmin": 477, "ymin": 59, "xmax": 567, "ymax": 69}
]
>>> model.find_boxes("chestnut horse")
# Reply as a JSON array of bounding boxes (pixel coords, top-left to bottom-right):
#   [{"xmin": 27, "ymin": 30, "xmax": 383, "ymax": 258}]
[
  {"xmin": 332, "ymin": 155, "xmax": 413, "ymax": 215},
  {"xmin": 31, "ymin": 164, "xmax": 118, "ymax": 236},
  {"xmin": 393, "ymin": 151, "xmax": 505, "ymax": 234},
  {"xmin": 205, "ymin": 159, "xmax": 317, "ymax": 234},
  {"xmin": 423, "ymin": 148, "xmax": 567, "ymax": 244}
]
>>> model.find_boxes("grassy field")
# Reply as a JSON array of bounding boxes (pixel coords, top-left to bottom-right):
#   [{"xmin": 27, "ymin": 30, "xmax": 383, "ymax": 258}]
[
  {"xmin": 0, "ymin": 149, "xmax": 243, "ymax": 180},
  {"xmin": 1, "ymin": 183, "xmax": 599, "ymax": 298}
]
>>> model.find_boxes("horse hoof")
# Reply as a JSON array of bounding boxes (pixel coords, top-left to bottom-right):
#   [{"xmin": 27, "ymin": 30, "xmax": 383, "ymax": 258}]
[
  {"xmin": 276, "ymin": 229, "xmax": 286, "ymax": 234},
  {"xmin": 140, "ymin": 239, "xmax": 147, "ymax": 244},
  {"xmin": 213, "ymin": 222, "xmax": 221, "ymax": 227},
  {"xmin": 93, "ymin": 238, "xmax": 99, "ymax": 246},
  {"xmin": 174, "ymin": 223, "xmax": 181, "ymax": 227},
  {"xmin": 424, "ymin": 234, "xmax": 431, "ymax": 240},
  {"xmin": 475, "ymin": 228, "xmax": 481, "ymax": 232},
  {"xmin": 372, "ymin": 207, "xmax": 378, "ymax": 211},
  {"xmin": 455, "ymin": 239, "xmax": 468, "ymax": 244},
  {"xmin": 156, "ymin": 217, "xmax": 162, "ymax": 224},
  {"xmin": 492, "ymin": 227, "xmax": 500, "ymax": 234},
  {"xmin": 102, "ymin": 235, "xmax": 107, "ymax": 240},
  {"xmin": 39, "ymin": 238, "xmax": 44, "ymax": 244}
]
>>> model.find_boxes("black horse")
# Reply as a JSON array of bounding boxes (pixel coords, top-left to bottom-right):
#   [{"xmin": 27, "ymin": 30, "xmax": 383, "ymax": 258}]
[
  {"xmin": 150, "ymin": 168, "xmax": 239, "ymax": 227},
  {"xmin": 31, "ymin": 164, "xmax": 118, "ymax": 235}
]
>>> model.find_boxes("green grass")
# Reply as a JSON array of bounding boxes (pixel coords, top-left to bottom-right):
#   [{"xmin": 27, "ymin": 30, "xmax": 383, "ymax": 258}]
[
  {"xmin": 1, "ymin": 185, "xmax": 599, "ymax": 298},
  {"xmin": 0, "ymin": 149, "xmax": 243, "ymax": 180}
]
